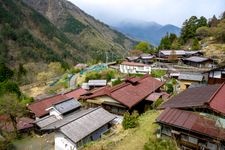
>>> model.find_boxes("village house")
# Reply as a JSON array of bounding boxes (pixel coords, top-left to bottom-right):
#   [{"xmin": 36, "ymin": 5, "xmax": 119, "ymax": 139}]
[
  {"xmin": 0, "ymin": 115, "xmax": 34, "ymax": 134},
  {"xmin": 126, "ymin": 54, "xmax": 155, "ymax": 64},
  {"xmin": 181, "ymin": 56, "xmax": 214, "ymax": 68},
  {"xmin": 119, "ymin": 61, "xmax": 151, "ymax": 74},
  {"xmin": 139, "ymin": 53, "xmax": 155, "ymax": 64},
  {"xmin": 204, "ymin": 65, "xmax": 225, "ymax": 84},
  {"xmin": 35, "ymin": 107, "xmax": 115, "ymax": 150},
  {"xmin": 28, "ymin": 88, "xmax": 87, "ymax": 119},
  {"xmin": 157, "ymin": 50, "xmax": 203, "ymax": 62},
  {"xmin": 158, "ymin": 50, "xmax": 186, "ymax": 59},
  {"xmin": 157, "ymin": 83, "xmax": 225, "ymax": 150},
  {"xmin": 177, "ymin": 72, "xmax": 204, "ymax": 90},
  {"xmin": 81, "ymin": 75, "xmax": 164, "ymax": 114}
]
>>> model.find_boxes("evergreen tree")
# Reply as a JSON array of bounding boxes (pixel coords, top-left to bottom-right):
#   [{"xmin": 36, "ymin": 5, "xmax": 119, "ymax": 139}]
[{"xmin": 0, "ymin": 63, "xmax": 13, "ymax": 82}]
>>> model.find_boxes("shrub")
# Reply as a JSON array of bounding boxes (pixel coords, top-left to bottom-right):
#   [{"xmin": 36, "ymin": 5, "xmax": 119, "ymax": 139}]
[
  {"xmin": 85, "ymin": 71, "xmax": 101, "ymax": 82},
  {"xmin": 122, "ymin": 111, "xmax": 139, "ymax": 130},
  {"xmin": 151, "ymin": 70, "xmax": 166, "ymax": 78},
  {"xmin": 151, "ymin": 98, "xmax": 164, "ymax": 109},
  {"xmin": 112, "ymin": 78, "xmax": 122, "ymax": 86},
  {"xmin": 166, "ymin": 83, "xmax": 174, "ymax": 94}
]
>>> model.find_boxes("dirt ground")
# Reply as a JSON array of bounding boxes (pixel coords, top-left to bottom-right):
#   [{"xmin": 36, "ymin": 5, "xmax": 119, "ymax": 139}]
[{"xmin": 13, "ymin": 133, "xmax": 54, "ymax": 150}]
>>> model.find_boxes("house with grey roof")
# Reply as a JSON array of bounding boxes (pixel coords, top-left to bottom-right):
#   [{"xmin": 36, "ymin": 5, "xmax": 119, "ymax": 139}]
[
  {"xmin": 178, "ymin": 72, "xmax": 204, "ymax": 90},
  {"xmin": 46, "ymin": 98, "xmax": 81, "ymax": 119},
  {"xmin": 181, "ymin": 56, "xmax": 214, "ymax": 68},
  {"xmin": 36, "ymin": 107, "xmax": 115, "ymax": 150}
]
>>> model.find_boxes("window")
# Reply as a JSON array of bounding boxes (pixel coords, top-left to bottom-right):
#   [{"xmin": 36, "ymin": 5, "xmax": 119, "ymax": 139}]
[
  {"xmin": 161, "ymin": 126, "xmax": 171, "ymax": 136},
  {"xmin": 188, "ymin": 136, "xmax": 198, "ymax": 144},
  {"xmin": 181, "ymin": 134, "xmax": 188, "ymax": 142}
]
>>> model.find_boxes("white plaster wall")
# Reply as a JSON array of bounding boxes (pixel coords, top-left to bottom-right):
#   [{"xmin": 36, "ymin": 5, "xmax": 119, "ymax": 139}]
[
  {"xmin": 97, "ymin": 96, "xmax": 121, "ymax": 104},
  {"xmin": 49, "ymin": 108, "xmax": 63, "ymax": 120},
  {"xmin": 55, "ymin": 132, "xmax": 77, "ymax": 150},
  {"xmin": 209, "ymin": 71, "xmax": 221, "ymax": 78},
  {"xmin": 120, "ymin": 64, "xmax": 151, "ymax": 74}
]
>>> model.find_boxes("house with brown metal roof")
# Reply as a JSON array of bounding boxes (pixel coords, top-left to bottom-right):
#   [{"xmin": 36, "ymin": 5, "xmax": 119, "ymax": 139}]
[
  {"xmin": 156, "ymin": 83, "xmax": 225, "ymax": 149},
  {"xmin": 81, "ymin": 75, "xmax": 164, "ymax": 114},
  {"xmin": 28, "ymin": 88, "xmax": 87, "ymax": 119}
]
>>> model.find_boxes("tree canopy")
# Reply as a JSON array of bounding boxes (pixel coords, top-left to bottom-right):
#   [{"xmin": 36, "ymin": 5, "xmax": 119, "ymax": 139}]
[
  {"xmin": 134, "ymin": 41, "xmax": 154, "ymax": 54},
  {"xmin": 180, "ymin": 16, "xmax": 207, "ymax": 43},
  {"xmin": 158, "ymin": 33, "xmax": 180, "ymax": 50}
]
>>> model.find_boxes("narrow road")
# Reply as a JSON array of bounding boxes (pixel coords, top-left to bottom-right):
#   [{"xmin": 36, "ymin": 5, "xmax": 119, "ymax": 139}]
[{"xmin": 69, "ymin": 74, "xmax": 78, "ymax": 89}]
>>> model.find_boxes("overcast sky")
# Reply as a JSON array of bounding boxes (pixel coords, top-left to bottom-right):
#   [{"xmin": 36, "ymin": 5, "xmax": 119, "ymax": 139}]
[{"xmin": 69, "ymin": 0, "xmax": 225, "ymax": 27}]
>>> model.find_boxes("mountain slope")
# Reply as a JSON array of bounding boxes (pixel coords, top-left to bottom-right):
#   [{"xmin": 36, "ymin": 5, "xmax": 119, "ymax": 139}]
[
  {"xmin": 0, "ymin": 0, "xmax": 82, "ymax": 67},
  {"xmin": 114, "ymin": 21, "xmax": 181, "ymax": 45},
  {"xmin": 22, "ymin": 0, "xmax": 136, "ymax": 62}
]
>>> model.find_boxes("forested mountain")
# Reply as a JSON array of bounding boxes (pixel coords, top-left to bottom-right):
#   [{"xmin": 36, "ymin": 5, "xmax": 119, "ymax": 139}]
[
  {"xmin": 22, "ymin": 0, "xmax": 136, "ymax": 62},
  {"xmin": 0, "ymin": 0, "xmax": 135, "ymax": 69},
  {"xmin": 114, "ymin": 21, "xmax": 181, "ymax": 45}
]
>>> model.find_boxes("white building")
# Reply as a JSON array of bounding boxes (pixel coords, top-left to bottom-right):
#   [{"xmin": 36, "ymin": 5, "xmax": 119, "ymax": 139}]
[
  {"xmin": 35, "ymin": 107, "xmax": 115, "ymax": 150},
  {"xmin": 119, "ymin": 61, "xmax": 151, "ymax": 74}
]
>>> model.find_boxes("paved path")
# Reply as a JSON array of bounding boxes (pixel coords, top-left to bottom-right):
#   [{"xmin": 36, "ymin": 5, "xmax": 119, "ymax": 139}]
[{"xmin": 69, "ymin": 74, "xmax": 78, "ymax": 89}]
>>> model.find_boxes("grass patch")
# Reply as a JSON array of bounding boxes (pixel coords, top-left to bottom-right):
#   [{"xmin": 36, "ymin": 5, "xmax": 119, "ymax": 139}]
[{"xmin": 82, "ymin": 110, "xmax": 160, "ymax": 150}]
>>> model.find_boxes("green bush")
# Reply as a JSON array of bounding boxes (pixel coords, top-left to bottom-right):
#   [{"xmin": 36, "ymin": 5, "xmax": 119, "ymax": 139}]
[
  {"xmin": 0, "ymin": 63, "xmax": 14, "ymax": 82},
  {"xmin": 112, "ymin": 78, "xmax": 122, "ymax": 86},
  {"xmin": 0, "ymin": 80, "xmax": 21, "ymax": 97},
  {"xmin": 151, "ymin": 70, "xmax": 166, "ymax": 78},
  {"xmin": 166, "ymin": 83, "xmax": 174, "ymax": 94},
  {"xmin": 144, "ymin": 138, "xmax": 177, "ymax": 150},
  {"xmin": 85, "ymin": 71, "xmax": 102, "ymax": 82},
  {"xmin": 151, "ymin": 98, "xmax": 164, "ymax": 109},
  {"xmin": 122, "ymin": 111, "xmax": 139, "ymax": 130}
]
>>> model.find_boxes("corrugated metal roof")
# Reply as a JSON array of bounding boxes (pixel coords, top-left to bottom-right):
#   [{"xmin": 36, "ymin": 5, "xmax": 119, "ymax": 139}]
[
  {"xmin": 157, "ymin": 108, "xmax": 225, "ymax": 140},
  {"xmin": 160, "ymin": 84, "xmax": 221, "ymax": 109},
  {"xmin": 60, "ymin": 107, "xmax": 115, "ymax": 143},
  {"xmin": 54, "ymin": 98, "xmax": 81, "ymax": 114},
  {"xmin": 83, "ymin": 75, "xmax": 164, "ymax": 108},
  {"xmin": 145, "ymin": 92, "xmax": 170, "ymax": 101},
  {"xmin": 178, "ymin": 72, "xmax": 203, "ymax": 81},
  {"xmin": 209, "ymin": 83, "xmax": 225, "ymax": 115},
  {"xmin": 28, "ymin": 94, "xmax": 69, "ymax": 117},
  {"xmin": 0, "ymin": 116, "xmax": 34, "ymax": 132},
  {"xmin": 65, "ymin": 88, "xmax": 87, "ymax": 99},
  {"xmin": 35, "ymin": 115, "xmax": 58, "ymax": 128}
]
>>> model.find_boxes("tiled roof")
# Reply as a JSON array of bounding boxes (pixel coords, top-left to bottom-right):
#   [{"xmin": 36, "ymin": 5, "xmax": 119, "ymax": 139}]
[
  {"xmin": 59, "ymin": 107, "xmax": 115, "ymax": 143},
  {"xmin": 53, "ymin": 98, "xmax": 81, "ymax": 114},
  {"xmin": 156, "ymin": 108, "xmax": 225, "ymax": 140},
  {"xmin": 121, "ymin": 61, "xmax": 149, "ymax": 67},
  {"xmin": 178, "ymin": 72, "xmax": 203, "ymax": 81},
  {"xmin": 160, "ymin": 83, "xmax": 225, "ymax": 115},
  {"xmin": 42, "ymin": 107, "xmax": 115, "ymax": 143},
  {"xmin": 82, "ymin": 75, "xmax": 164, "ymax": 108},
  {"xmin": 145, "ymin": 92, "xmax": 170, "ymax": 102},
  {"xmin": 65, "ymin": 88, "xmax": 87, "ymax": 99},
  {"xmin": 28, "ymin": 94, "xmax": 69, "ymax": 118}
]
